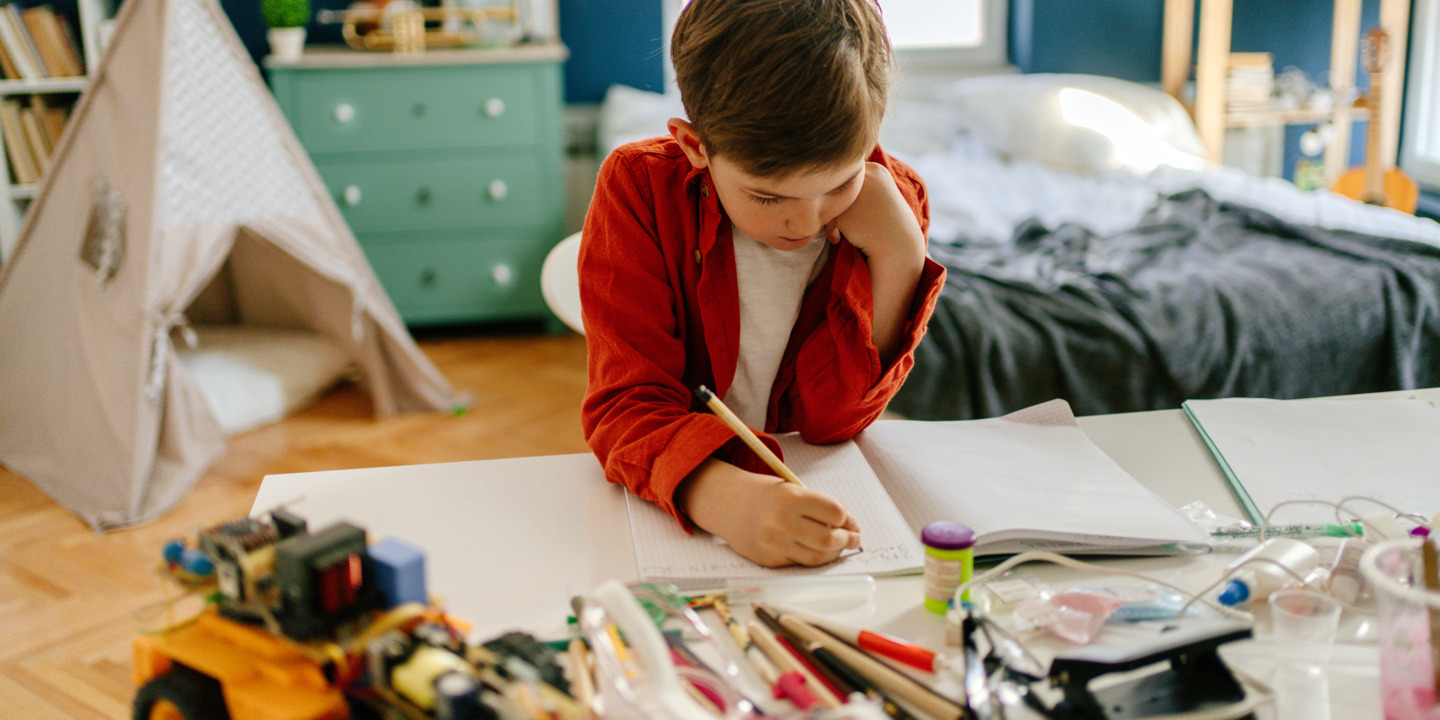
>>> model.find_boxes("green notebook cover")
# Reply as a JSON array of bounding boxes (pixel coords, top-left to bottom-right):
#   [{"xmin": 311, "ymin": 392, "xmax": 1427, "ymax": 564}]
[{"xmin": 1180, "ymin": 400, "xmax": 1264, "ymax": 525}]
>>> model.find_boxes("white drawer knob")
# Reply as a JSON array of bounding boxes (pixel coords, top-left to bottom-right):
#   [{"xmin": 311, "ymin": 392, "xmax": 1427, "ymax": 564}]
[
  {"xmin": 487, "ymin": 179, "xmax": 509, "ymax": 201},
  {"xmin": 484, "ymin": 97, "xmax": 506, "ymax": 118},
  {"xmin": 342, "ymin": 185, "xmax": 362, "ymax": 206},
  {"xmin": 491, "ymin": 263, "xmax": 513, "ymax": 286},
  {"xmin": 333, "ymin": 103, "xmax": 356, "ymax": 123}
]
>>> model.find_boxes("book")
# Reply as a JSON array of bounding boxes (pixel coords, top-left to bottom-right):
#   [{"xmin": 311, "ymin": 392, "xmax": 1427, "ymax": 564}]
[
  {"xmin": 0, "ymin": 26, "xmax": 19, "ymax": 79},
  {"xmin": 23, "ymin": 7, "xmax": 79, "ymax": 77},
  {"xmin": 19, "ymin": 104, "xmax": 48, "ymax": 173},
  {"xmin": 3, "ymin": 4, "xmax": 45, "ymax": 77},
  {"xmin": 0, "ymin": 5, "xmax": 39, "ymax": 80},
  {"xmin": 1183, "ymin": 397, "xmax": 1440, "ymax": 526},
  {"xmin": 0, "ymin": 97, "xmax": 36, "ymax": 184},
  {"xmin": 31, "ymin": 93, "xmax": 67, "ymax": 149},
  {"xmin": 627, "ymin": 400, "xmax": 1209, "ymax": 589}
]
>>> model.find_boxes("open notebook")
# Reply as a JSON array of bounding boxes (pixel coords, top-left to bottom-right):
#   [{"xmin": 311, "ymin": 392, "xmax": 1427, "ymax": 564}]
[{"xmin": 627, "ymin": 399, "xmax": 1208, "ymax": 588}]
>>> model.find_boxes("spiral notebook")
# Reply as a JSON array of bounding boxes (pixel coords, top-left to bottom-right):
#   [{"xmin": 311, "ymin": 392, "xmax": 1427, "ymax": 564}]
[{"xmin": 627, "ymin": 399, "xmax": 1209, "ymax": 589}]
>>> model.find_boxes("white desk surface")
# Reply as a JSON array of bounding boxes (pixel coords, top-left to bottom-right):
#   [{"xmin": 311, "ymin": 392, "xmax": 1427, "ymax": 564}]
[{"xmin": 251, "ymin": 387, "xmax": 1440, "ymax": 719}]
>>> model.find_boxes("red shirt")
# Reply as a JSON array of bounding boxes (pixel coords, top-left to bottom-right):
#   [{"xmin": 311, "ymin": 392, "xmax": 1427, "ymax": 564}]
[{"xmin": 579, "ymin": 136, "xmax": 946, "ymax": 527}]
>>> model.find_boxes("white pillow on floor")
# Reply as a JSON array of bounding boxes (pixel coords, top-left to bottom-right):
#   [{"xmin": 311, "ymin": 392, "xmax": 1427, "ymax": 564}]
[{"xmin": 178, "ymin": 325, "xmax": 352, "ymax": 435}]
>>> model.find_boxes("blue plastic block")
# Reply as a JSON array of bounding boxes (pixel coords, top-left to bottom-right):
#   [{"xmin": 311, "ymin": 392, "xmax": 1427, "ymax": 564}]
[{"xmin": 369, "ymin": 537, "xmax": 427, "ymax": 608}]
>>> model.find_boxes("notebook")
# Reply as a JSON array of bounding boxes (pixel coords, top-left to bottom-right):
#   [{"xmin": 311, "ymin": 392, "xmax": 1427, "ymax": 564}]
[
  {"xmin": 626, "ymin": 399, "xmax": 1209, "ymax": 589},
  {"xmin": 1182, "ymin": 396, "xmax": 1440, "ymax": 525}
]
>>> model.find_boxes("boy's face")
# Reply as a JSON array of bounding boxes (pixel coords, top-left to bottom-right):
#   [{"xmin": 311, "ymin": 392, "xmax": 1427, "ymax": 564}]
[
  {"xmin": 706, "ymin": 153, "xmax": 867, "ymax": 252},
  {"xmin": 669, "ymin": 118, "xmax": 867, "ymax": 252}
]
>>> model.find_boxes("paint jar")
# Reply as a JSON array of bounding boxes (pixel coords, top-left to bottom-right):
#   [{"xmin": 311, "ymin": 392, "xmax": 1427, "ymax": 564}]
[
  {"xmin": 1361, "ymin": 538, "xmax": 1440, "ymax": 720},
  {"xmin": 922, "ymin": 521, "xmax": 974, "ymax": 614}
]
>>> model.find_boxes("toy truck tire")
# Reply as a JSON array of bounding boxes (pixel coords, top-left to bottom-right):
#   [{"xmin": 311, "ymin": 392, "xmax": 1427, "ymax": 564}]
[{"xmin": 132, "ymin": 665, "xmax": 231, "ymax": 720}]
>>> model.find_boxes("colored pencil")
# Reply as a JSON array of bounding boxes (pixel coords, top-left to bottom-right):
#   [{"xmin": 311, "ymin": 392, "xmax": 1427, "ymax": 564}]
[{"xmin": 761, "ymin": 602, "xmax": 938, "ymax": 673}]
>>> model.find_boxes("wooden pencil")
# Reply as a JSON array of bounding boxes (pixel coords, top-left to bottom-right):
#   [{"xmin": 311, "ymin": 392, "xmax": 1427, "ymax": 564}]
[
  {"xmin": 695, "ymin": 385, "xmax": 804, "ymax": 486},
  {"xmin": 747, "ymin": 618, "xmax": 843, "ymax": 708},
  {"xmin": 777, "ymin": 614, "xmax": 966, "ymax": 720}
]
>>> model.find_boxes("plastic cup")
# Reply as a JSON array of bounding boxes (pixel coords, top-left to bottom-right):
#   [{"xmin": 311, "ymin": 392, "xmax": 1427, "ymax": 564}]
[
  {"xmin": 1360, "ymin": 538, "xmax": 1440, "ymax": 720},
  {"xmin": 1269, "ymin": 587, "xmax": 1342, "ymax": 665}
]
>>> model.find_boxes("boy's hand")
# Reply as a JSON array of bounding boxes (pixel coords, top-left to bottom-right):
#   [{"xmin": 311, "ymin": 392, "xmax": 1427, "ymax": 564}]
[
  {"xmin": 677, "ymin": 458, "xmax": 861, "ymax": 568},
  {"xmin": 825, "ymin": 162, "xmax": 925, "ymax": 264},
  {"xmin": 825, "ymin": 161, "xmax": 927, "ymax": 364}
]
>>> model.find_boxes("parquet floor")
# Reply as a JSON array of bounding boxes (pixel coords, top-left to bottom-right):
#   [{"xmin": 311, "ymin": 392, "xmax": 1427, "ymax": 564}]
[{"xmin": 0, "ymin": 326, "xmax": 591, "ymax": 719}]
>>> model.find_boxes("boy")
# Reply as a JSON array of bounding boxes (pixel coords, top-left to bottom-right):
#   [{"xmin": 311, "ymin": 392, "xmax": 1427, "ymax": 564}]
[{"xmin": 579, "ymin": 0, "xmax": 945, "ymax": 568}]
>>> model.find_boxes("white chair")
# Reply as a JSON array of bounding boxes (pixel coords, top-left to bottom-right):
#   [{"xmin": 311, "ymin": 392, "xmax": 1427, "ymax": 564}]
[{"xmin": 541, "ymin": 231, "xmax": 584, "ymax": 335}]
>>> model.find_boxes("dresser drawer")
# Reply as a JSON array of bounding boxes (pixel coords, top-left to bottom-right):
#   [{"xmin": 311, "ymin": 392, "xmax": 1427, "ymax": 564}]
[
  {"xmin": 362, "ymin": 235, "xmax": 549, "ymax": 324},
  {"xmin": 287, "ymin": 64, "xmax": 542, "ymax": 154},
  {"xmin": 317, "ymin": 154, "xmax": 543, "ymax": 234}
]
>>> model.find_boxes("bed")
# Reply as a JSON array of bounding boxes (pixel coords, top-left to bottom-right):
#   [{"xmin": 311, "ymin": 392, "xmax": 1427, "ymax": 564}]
[{"xmin": 596, "ymin": 74, "xmax": 1440, "ymax": 421}]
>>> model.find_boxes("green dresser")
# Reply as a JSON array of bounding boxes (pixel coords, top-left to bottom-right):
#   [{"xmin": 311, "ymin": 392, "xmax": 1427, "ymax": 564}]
[{"xmin": 267, "ymin": 44, "xmax": 567, "ymax": 326}]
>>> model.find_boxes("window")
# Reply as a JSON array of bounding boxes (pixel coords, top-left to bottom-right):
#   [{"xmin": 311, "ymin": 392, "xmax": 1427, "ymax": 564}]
[
  {"xmin": 889, "ymin": 0, "xmax": 1008, "ymax": 69},
  {"xmin": 1401, "ymin": 0, "xmax": 1440, "ymax": 190},
  {"xmin": 661, "ymin": 0, "xmax": 1009, "ymax": 89}
]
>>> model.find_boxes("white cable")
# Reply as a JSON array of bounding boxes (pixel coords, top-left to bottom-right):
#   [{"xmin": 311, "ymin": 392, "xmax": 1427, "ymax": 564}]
[{"xmin": 953, "ymin": 551, "xmax": 1252, "ymax": 621}]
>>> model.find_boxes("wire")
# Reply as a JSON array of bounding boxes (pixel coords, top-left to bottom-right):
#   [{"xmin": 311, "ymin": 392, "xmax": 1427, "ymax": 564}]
[{"xmin": 953, "ymin": 551, "xmax": 1253, "ymax": 622}]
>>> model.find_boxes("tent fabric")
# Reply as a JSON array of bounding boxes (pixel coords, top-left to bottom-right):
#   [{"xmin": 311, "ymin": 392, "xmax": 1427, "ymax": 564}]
[{"xmin": 0, "ymin": 0, "xmax": 467, "ymax": 529}]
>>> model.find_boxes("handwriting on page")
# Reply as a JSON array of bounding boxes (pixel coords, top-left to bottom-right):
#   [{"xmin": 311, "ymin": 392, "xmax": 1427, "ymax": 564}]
[{"xmin": 627, "ymin": 437, "xmax": 924, "ymax": 583}]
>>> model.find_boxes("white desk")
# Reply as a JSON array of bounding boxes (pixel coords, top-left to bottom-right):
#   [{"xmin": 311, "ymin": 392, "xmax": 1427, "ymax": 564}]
[{"xmin": 251, "ymin": 387, "xmax": 1440, "ymax": 719}]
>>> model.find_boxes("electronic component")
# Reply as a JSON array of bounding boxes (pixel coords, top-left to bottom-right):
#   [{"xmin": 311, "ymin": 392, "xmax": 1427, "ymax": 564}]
[
  {"xmin": 483, "ymin": 631, "xmax": 567, "ymax": 692},
  {"xmin": 274, "ymin": 521, "xmax": 373, "ymax": 638},
  {"xmin": 369, "ymin": 536, "xmax": 427, "ymax": 609},
  {"xmin": 391, "ymin": 646, "xmax": 470, "ymax": 711}
]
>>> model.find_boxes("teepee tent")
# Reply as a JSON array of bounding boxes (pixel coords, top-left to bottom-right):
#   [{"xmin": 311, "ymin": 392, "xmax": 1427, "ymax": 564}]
[{"xmin": 0, "ymin": 0, "xmax": 467, "ymax": 529}]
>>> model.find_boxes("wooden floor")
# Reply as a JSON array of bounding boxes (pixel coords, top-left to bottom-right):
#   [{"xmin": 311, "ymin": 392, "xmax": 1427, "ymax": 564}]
[{"xmin": 0, "ymin": 327, "xmax": 590, "ymax": 719}]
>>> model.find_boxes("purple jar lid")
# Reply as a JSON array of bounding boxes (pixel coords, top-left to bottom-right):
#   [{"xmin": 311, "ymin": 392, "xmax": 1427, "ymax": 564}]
[{"xmin": 921, "ymin": 521, "xmax": 975, "ymax": 550}]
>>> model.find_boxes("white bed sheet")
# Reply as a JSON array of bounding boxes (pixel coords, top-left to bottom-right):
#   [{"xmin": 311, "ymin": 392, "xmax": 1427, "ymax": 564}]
[
  {"xmin": 597, "ymin": 85, "xmax": 1440, "ymax": 249},
  {"xmin": 873, "ymin": 96, "xmax": 1440, "ymax": 248}
]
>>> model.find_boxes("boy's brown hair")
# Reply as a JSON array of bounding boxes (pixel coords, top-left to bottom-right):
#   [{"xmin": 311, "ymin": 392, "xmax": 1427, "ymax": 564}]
[{"xmin": 672, "ymin": 0, "xmax": 894, "ymax": 178}]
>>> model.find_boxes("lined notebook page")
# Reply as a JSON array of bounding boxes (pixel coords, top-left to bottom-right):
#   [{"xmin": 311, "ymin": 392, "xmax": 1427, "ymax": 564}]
[
  {"xmin": 627, "ymin": 437, "xmax": 924, "ymax": 588},
  {"xmin": 856, "ymin": 400, "xmax": 1207, "ymax": 553},
  {"xmin": 1182, "ymin": 397, "xmax": 1440, "ymax": 525}
]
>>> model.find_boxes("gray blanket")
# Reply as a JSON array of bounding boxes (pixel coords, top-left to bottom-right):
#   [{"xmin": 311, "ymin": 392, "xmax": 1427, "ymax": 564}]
[{"xmin": 889, "ymin": 190, "xmax": 1440, "ymax": 420}]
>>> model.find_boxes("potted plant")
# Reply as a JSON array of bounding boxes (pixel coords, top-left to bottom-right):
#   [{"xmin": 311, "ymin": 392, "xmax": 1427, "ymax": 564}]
[{"xmin": 262, "ymin": 0, "xmax": 311, "ymax": 62}]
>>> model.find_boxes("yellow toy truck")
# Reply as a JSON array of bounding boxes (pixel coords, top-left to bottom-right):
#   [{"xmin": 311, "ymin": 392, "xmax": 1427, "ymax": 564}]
[{"xmin": 132, "ymin": 510, "xmax": 580, "ymax": 720}]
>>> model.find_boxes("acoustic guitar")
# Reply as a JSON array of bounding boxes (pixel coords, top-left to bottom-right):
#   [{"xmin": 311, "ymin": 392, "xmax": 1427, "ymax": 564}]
[{"xmin": 1332, "ymin": 27, "xmax": 1419, "ymax": 213}]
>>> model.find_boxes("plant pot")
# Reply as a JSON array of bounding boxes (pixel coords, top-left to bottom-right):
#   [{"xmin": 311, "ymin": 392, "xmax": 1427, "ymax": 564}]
[{"xmin": 268, "ymin": 27, "xmax": 307, "ymax": 62}]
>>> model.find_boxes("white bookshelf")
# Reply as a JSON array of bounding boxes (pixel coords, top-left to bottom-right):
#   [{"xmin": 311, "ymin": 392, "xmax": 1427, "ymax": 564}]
[{"xmin": 0, "ymin": 0, "xmax": 110, "ymax": 263}]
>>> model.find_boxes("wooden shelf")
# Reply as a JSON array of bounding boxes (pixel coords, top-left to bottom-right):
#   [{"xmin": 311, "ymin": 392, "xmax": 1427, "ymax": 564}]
[
  {"xmin": 0, "ymin": 77, "xmax": 88, "ymax": 96},
  {"xmin": 1163, "ymin": 0, "xmax": 1411, "ymax": 182},
  {"xmin": 1223, "ymin": 103, "xmax": 1368, "ymax": 128}
]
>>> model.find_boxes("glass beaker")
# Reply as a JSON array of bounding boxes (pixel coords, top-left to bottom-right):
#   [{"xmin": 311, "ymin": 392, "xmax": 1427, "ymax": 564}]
[{"xmin": 1360, "ymin": 538, "xmax": 1440, "ymax": 720}]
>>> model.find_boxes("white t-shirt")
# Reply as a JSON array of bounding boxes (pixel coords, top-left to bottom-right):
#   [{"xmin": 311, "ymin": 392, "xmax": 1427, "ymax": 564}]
[{"xmin": 724, "ymin": 228, "xmax": 830, "ymax": 429}]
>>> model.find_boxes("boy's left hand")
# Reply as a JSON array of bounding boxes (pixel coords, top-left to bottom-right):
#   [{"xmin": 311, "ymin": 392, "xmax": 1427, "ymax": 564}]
[
  {"xmin": 824, "ymin": 160, "xmax": 927, "ymax": 364},
  {"xmin": 824, "ymin": 162, "xmax": 925, "ymax": 264}
]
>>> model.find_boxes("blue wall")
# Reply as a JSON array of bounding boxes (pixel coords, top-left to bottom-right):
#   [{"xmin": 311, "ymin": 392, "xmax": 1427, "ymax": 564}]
[
  {"xmin": 220, "ymin": 0, "xmax": 1403, "ymax": 177},
  {"xmin": 558, "ymin": 0, "xmax": 664, "ymax": 102},
  {"xmin": 221, "ymin": 0, "xmax": 665, "ymax": 103}
]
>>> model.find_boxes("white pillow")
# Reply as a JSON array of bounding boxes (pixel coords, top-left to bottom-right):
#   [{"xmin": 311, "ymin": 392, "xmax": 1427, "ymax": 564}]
[
  {"xmin": 598, "ymin": 84, "xmax": 688, "ymax": 158},
  {"xmin": 936, "ymin": 73, "xmax": 1206, "ymax": 174},
  {"xmin": 178, "ymin": 325, "xmax": 353, "ymax": 435}
]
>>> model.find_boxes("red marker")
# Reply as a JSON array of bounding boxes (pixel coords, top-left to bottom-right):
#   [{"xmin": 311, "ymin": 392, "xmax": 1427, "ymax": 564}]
[{"xmin": 759, "ymin": 603, "xmax": 938, "ymax": 673}]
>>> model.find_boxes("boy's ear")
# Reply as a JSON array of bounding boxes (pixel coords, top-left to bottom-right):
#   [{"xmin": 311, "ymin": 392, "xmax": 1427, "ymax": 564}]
[{"xmin": 667, "ymin": 118, "xmax": 710, "ymax": 170}]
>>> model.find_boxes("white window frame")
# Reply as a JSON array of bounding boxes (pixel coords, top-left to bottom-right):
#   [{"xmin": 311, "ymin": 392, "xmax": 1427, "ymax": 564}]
[
  {"xmin": 892, "ymin": 0, "xmax": 1008, "ymax": 71},
  {"xmin": 660, "ymin": 0, "xmax": 1010, "ymax": 92},
  {"xmin": 1401, "ymin": 0, "xmax": 1440, "ymax": 191}
]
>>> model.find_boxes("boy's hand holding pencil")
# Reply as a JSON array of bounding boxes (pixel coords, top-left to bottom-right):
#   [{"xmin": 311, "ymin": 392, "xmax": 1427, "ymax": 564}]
[{"xmin": 678, "ymin": 387, "xmax": 861, "ymax": 568}]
